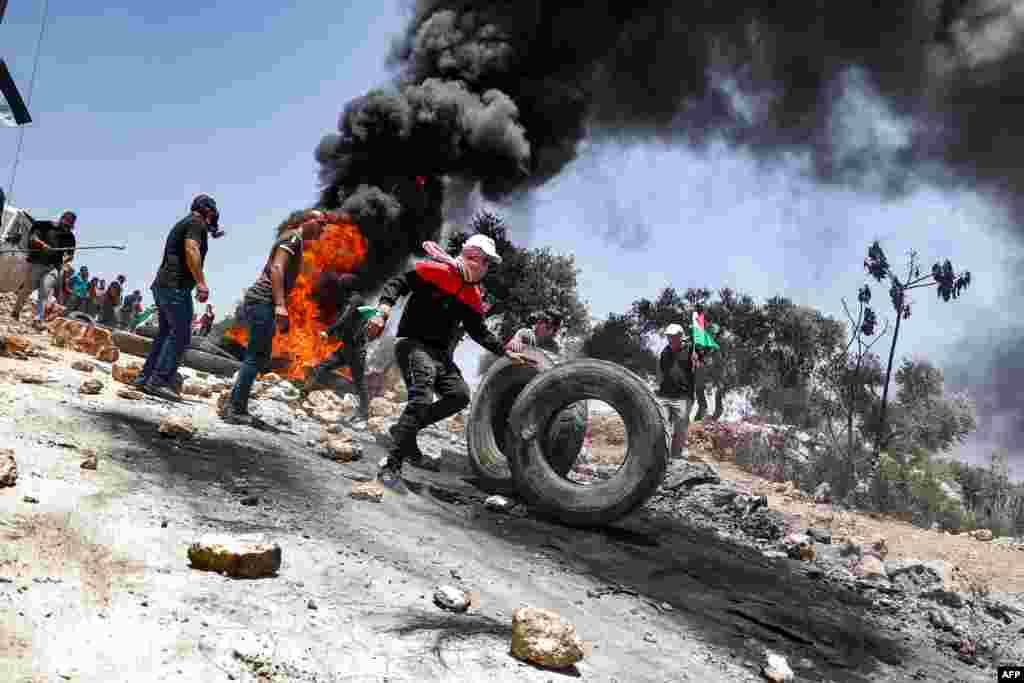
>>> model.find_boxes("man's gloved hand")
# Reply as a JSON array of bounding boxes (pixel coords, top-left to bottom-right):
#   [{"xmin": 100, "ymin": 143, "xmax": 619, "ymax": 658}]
[{"xmin": 505, "ymin": 338, "xmax": 525, "ymax": 353}]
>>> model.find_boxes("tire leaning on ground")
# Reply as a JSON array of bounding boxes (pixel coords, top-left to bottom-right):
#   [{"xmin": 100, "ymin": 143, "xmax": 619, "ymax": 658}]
[
  {"xmin": 505, "ymin": 359, "xmax": 668, "ymax": 527},
  {"xmin": 466, "ymin": 347, "xmax": 587, "ymax": 493},
  {"xmin": 110, "ymin": 330, "xmax": 241, "ymax": 377}
]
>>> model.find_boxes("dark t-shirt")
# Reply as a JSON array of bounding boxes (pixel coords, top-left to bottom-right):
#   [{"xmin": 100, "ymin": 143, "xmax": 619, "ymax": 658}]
[
  {"xmin": 658, "ymin": 345, "xmax": 695, "ymax": 399},
  {"xmin": 244, "ymin": 229, "xmax": 304, "ymax": 305},
  {"xmin": 154, "ymin": 215, "xmax": 208, "ymax": 290},
  {"xmin": 27, "ymin": 221, "xmax": 76, "ymax": 269}
]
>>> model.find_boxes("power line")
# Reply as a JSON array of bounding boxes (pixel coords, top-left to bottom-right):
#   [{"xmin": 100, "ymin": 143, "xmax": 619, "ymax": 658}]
[{"xmin": 6, "ymin": 0, "xmax": 51, "ymax": 205}]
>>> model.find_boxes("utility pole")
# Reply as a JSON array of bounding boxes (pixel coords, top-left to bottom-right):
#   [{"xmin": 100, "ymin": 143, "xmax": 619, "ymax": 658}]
[{"xmin": 0, "ymin": 1, "xmax": 33, "ymax": 126}]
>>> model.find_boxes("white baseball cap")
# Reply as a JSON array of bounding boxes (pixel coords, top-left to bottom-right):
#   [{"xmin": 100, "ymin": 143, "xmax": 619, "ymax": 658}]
[
  {"xmin": 464, "ymin": 234, "xmax": 502, "ymax": 263},
  {"xmin": 664, "ymin": 323, "xmax": 686, "ymax": 336}
]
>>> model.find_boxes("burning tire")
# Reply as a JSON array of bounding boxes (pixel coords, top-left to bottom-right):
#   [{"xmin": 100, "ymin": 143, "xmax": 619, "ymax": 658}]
[
  {"xmin": 505, "ymin": 359, "xmax": 667, "ymax": 527},
  {"xmin": 466, "ymin": 348, "xmax": 587, "ymax": 493}
]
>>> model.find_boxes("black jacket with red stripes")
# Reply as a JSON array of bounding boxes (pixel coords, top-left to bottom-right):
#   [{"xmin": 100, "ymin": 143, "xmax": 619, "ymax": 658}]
[{"xmin": 379, "ymin": 261, "xmax": 505, "ymax": 357}]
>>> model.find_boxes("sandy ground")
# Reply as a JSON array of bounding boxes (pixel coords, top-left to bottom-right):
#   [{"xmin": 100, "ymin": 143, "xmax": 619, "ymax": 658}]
[
  {"xmin": 585, "ymin": 413, "xmax": 1024, "ymax": 593},
  {"xmin": 0, "ymin": 328, "xmax": 1005, "ymax": 683}
]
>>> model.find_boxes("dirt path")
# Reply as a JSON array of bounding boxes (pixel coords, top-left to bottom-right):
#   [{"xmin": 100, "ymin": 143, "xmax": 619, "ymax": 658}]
[{"xmin": 0, "ymin": 341, "xmax": 1002, "ymax": 682}]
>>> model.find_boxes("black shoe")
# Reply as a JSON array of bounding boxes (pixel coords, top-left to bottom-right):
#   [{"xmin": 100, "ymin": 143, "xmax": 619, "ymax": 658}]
[
  {"xmin": 143, "ymin": 383, "xmax": 181, "ymax": 402},
  {"xmin": 376, "ymin": 457, "xmax": 404, "ymax": 487},
  {"xmin": 221, "ymin": 402, "xmax": 254, "ymax": 426},
  {"xmin": 390, "ymin": 425, "xmax": 440, "ymax": 472}
]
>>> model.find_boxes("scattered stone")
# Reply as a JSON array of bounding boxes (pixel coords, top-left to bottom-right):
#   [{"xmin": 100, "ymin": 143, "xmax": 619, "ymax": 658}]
[
  {"xmin": 784, "ymin": 533, "xmax": 816, "ymax": 561},
  {"xmin": 510, "ymin": 607, "xmax": 587, "ymax": 668},
  {"xmin": 806, "ymin": 527, "xmax": 832, "ymax": 544},
  {"xmin": 80, "ymin": 450, "xmax": 98, "ymax": 470},
  {"xmin": 182, "ymin": 381, "xmax": 213, "ymax": 398},
  {"xmin": 0, "ymin": 449, "xmax": 17, "ymax": 487},
  {"xmin": 79, "ymin": 378, "xmax": 104, "ymax": 395},
  {"xmin": 868, "ymin": 537, "xmax": 889, "ymax": 560},
  {"xmin": 366, "ymin": 416, "xmax": 389, "ymax": 435},
  {"xmin": 187, "ymin": 535, "xmax": 281, "ymax": 579},
  {"xmin": 240, "ymin": 496, "xmax": 259, "ymax": 507},
  {"xmin": 96, "ymin": 346, "xmax": 119, "ymax": 363},
  {"xmin": 349, "ymin": 480, "xmax": 384, "ymax": 503},
  {"xmin": 261, "ymin": 373, "xmax": 281, "ymax": 383},
  {"xmin": 433, "ymin": 585, "xmax": 471, "ymax": 613},
  {"xmin": 813, "ymin": 482, "xmax": 831, "ymax": 503},
  {"xmin": 369, "ymin": 397, "xmax": 397, "ymax": 418},
  {"xmin": 923, "ymin": 589, "xmax": 967, "ymax": 609},
  {"xmin": 16, "ymin": 369, "xmax": 46, "ymax": 384},
  {"xmin": 71, "ymin": 360, "xmax": 95, "ymax": 373},
  {"xmin": 111, "ymin": 362, "xmax": 142, "ymax": 385},
  {"xmin": 2, "ymin": 334, "xmax": 34, "ymax": 358},
  {"xmin": 22, "ymin": 496, "xmax": 39, "ymax": 504},
  {"xmin": 840, "ymin": 540, "xmax": 863, "ymax": 559},
  {"xmin": 740, "ymin": 508, "xmax": 786, "ymax": 541},
  {"xmin": 928, "ymin": 608, "xmax": 965, "ymax": 635},
  {"xmin": 307, "ymin": 599, "xmax": 318, "ymax": 610},
  {"xmin": 117, "ymin": 388, "xmax": 144, "ymax": 400},
  {"xmin": 856, "ymin": 555, "xmax": 886, "ymax": 579},
  {"xmin": 158, "ymin": 416, "xmax": 196, "ymax": 439},
  {"xmin": 885, "ymin": 559, "xmax": 948, "ymax": 593},
  {"xmin": 325, "ymin": 438, "xmax": 362, "ymax": 463},
  {"xmin": 484, "ymin": 495, "xmax": 514, "ymax": 513},
  {"xmin": 662, "ymin": 460, "xmax": 721, "ymax": 490},
  {"xmin": 972, "ymin": 529, "xmax": 993, "ymax": 542},
  {"xmin": 264, "ymin": 382, "xmax": 301, "ymax": 403},
  {"xmin": 762, "ymin": 651, "xmax": 794, "ymax": 682}
]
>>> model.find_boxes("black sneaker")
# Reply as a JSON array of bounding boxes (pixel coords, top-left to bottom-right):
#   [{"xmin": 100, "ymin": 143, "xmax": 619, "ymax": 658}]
[
  {"xmin": 376, "ymin": 457, "xmax": 404, "ymax": 487},
  {"xmin": 143, "ymin": 383, "xmax": 181, "ymax": 402},
  {"xmin": 221, "ymin": 402, "xmax": 254, "ymax": 426},
  {"xmin": 405, "ymin": 444, "xmax": 440, "ymax": 472}
]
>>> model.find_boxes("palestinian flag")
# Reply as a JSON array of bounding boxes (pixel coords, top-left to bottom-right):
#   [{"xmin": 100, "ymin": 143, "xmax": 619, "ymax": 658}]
[{"xmin": 692, "ymin": 311, "xmax": 719, "ymax": 349}]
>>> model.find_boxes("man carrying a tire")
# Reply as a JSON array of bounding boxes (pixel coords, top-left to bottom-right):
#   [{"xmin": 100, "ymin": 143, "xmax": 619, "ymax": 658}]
[
  {"xmin": 657, "ymin": 323, "xmax": 696, "ymax": 460},
  {"xmin": 369, "ymin": 234, "xmax": 529, "ymax": 485},
  {"xmin": 307, "ymin": 273, "xmax": 372, "ymax": 421}
]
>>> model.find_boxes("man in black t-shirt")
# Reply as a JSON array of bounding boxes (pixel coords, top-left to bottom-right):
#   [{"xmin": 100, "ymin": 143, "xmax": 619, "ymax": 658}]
[
  {"xmin": 12, "ymin": 210, "xmax": 77, "ymax": 328},
  {"xmin": 135, "ymin": 195, "xmax": 220, "ymax": 401}
]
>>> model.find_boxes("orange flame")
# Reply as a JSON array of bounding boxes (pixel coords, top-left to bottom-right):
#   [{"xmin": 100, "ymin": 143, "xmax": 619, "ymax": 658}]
[{"xmin": 225, "ymin": 218, "xmax": 369, "ymax": 380}]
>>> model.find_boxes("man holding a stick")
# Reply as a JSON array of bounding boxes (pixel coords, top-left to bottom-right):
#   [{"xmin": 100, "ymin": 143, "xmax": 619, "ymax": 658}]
[{"xmin": 12, "ymin": 210, "xmax": 77, "ymax": 329}]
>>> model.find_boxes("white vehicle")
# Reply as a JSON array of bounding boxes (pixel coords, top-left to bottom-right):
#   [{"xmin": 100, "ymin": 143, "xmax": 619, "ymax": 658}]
[{"xmin": 0, "ymin": 204, "xmax": 34, "ymax": 293}]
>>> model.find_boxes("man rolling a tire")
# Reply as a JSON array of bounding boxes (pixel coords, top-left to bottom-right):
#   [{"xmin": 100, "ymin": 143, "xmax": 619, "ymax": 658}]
[
  {"xmin": 657, "ymin": 323, "xmax": 696, "ymax": 460},
  {"xmin": 370, "ymin": 234, "xmax": 528, "ymax": 485},
  {"xmin": 306, "ymin": 273, "xmax": 371, "ymax": 422}
]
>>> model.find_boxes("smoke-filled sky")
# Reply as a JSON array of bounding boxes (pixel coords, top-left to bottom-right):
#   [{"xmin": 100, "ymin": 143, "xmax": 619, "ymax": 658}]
[{"xmin": 1, "ymin": 1, "xmax": 1021, "ymax": 478}]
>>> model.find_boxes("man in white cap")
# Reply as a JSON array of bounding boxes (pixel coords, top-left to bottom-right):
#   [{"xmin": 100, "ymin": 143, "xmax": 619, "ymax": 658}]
[
  {"xmin": 657, "ymin": 323, "xmax": 696, "ymax": 459},
  {"xmin": 368, "ymin": 232, "xmax": 528, "ymax": 485}
]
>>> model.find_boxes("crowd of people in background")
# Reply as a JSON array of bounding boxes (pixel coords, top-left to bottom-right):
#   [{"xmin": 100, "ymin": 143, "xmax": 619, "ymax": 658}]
[{"xmin": 8, "ymin": 207, "xmax": 215, "ymax": 335}]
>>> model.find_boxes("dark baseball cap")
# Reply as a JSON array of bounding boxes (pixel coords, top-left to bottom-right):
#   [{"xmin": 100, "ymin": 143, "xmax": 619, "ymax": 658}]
[{"xmin": 191, "ymin": 194, "xmax": 217, "ymax": 212}]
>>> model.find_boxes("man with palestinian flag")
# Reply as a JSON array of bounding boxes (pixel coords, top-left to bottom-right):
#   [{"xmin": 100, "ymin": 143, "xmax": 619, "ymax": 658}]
[{"xmin": 656, "ymin": 309, "xmax": 719, "ymax": 459}]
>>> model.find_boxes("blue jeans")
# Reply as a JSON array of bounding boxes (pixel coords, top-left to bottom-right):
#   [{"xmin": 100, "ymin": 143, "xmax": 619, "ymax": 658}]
[
  {"xmin": 230, "ymin": 301, "xmax": 276, "ymax": 413},
  {"xmin": 140, "ymin": 286, "xmax": 194, "ymax": 387}
]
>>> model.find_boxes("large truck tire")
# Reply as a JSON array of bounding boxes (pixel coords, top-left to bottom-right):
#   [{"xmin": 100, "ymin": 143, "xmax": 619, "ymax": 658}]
[
  {"xmin": 505, "ymin": 359, "xmax": 667, "ymax": 527},
  {"xmin": 466, "ymin": 348, "xmax": 587, "ymax": 493}
]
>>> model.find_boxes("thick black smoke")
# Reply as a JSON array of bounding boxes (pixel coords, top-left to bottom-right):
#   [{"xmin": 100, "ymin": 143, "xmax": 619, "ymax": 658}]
[{"xmin": 315, "ymin": 0, "xmax": 1024, "ymax": 444}]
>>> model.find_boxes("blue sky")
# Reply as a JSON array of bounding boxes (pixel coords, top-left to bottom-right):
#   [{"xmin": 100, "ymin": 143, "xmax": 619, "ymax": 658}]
[{"xmin": 2, "ymin": 2, "xmax": 1020, "ymax": 478}]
